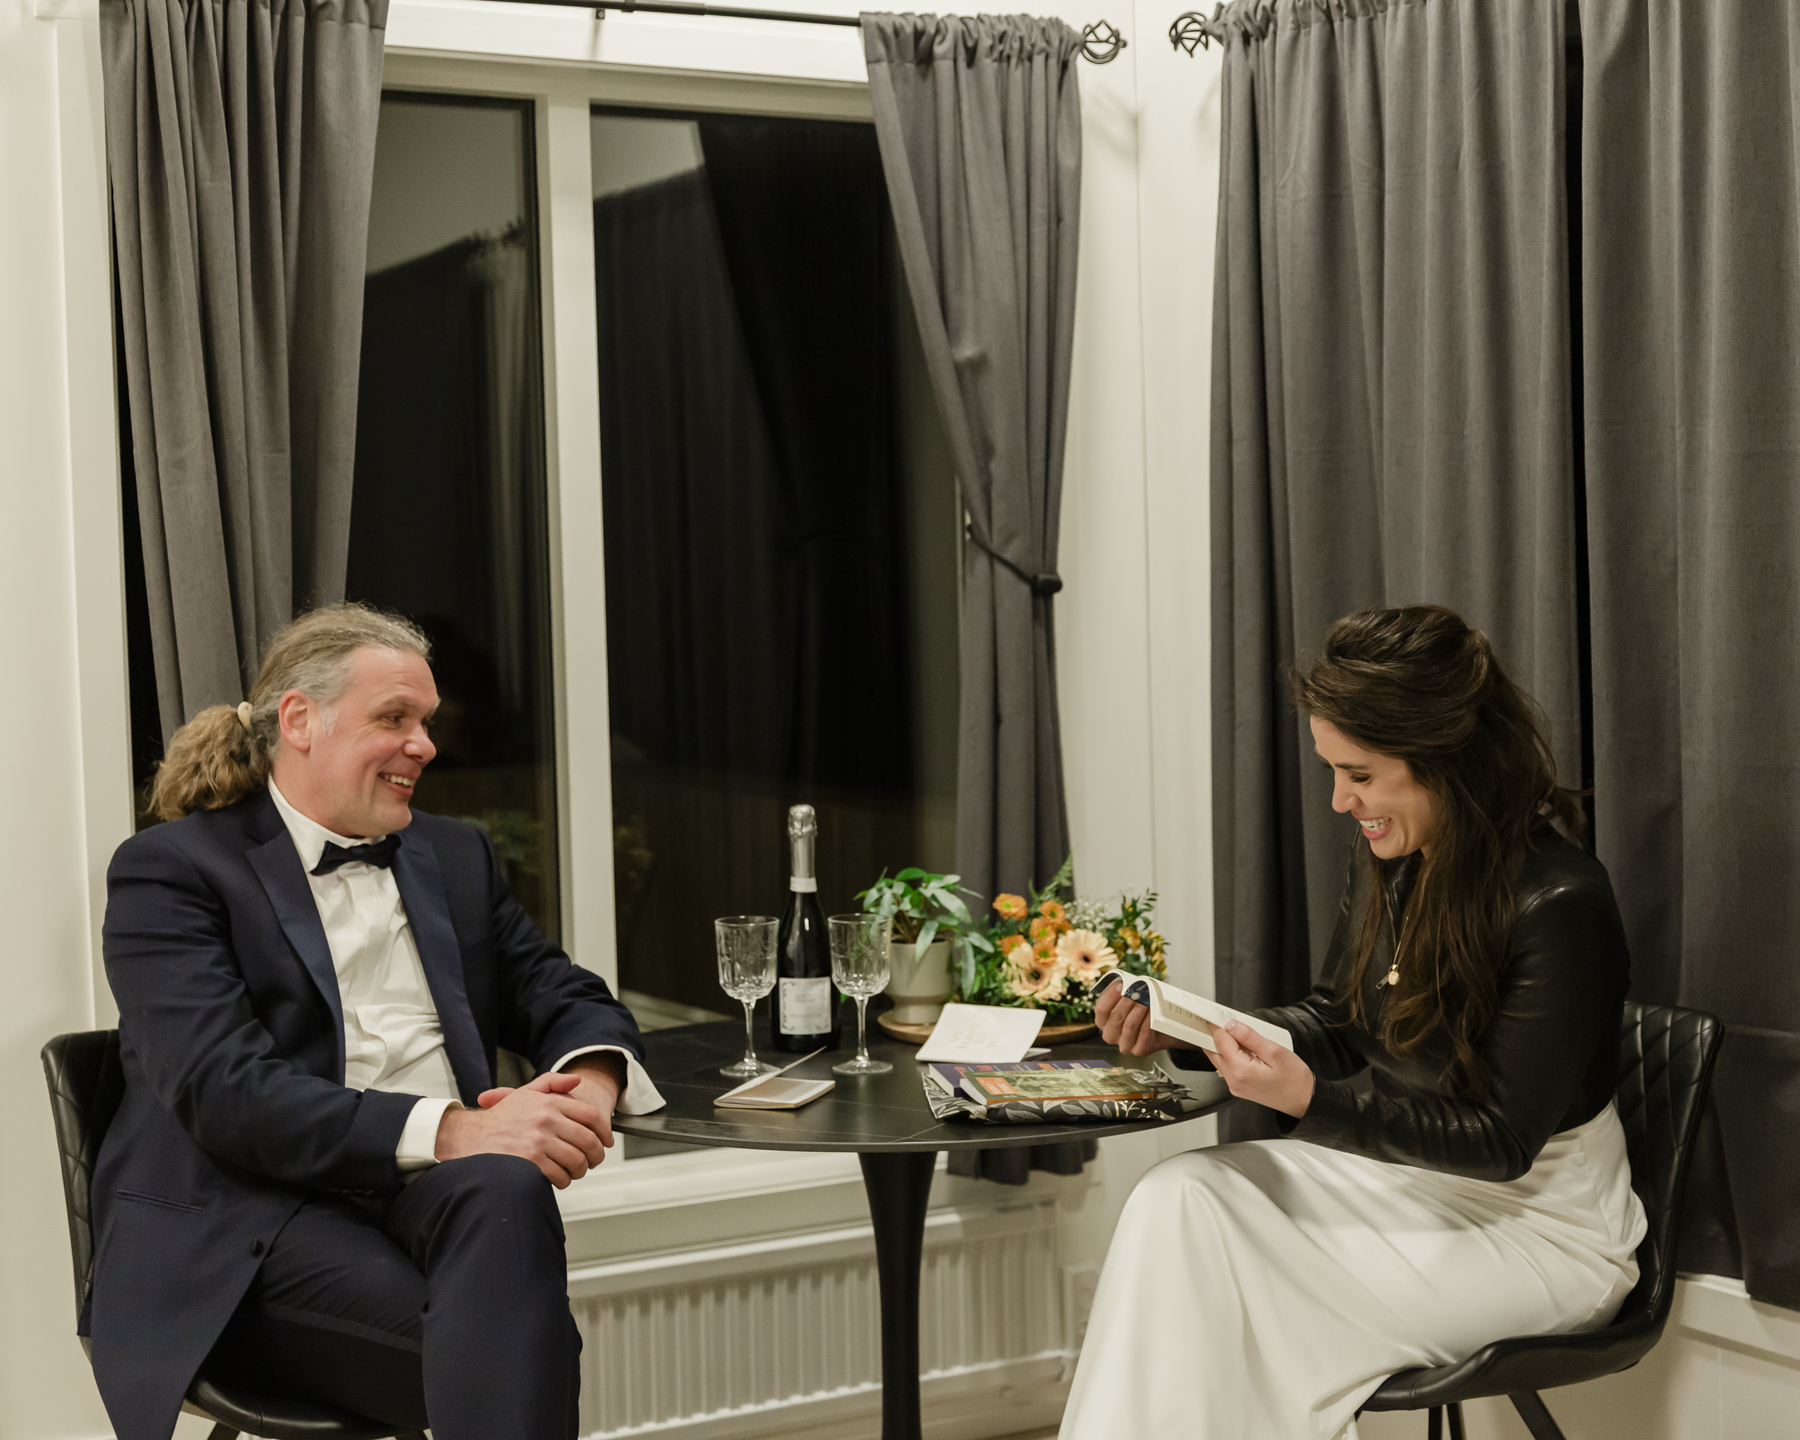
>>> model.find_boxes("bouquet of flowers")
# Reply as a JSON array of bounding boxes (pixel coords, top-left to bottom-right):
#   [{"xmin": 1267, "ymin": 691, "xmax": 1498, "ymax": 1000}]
[{"xmin": 953, "ymin": 857, "xmax": 1169, "ymax": 1025}]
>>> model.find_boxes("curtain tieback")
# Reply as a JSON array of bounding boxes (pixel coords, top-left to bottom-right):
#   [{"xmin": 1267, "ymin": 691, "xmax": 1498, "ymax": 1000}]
[{"xmin": 965, "ymin": 524, "xmax": 1063, "ymax": 596}]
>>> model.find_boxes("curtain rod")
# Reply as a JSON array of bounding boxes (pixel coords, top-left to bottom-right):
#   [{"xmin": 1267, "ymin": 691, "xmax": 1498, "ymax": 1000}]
[
  {"xmin": 512, "ymin": 0, "xmax": 1129, "ymax": 62},
  {"xmin": 1168, "ymin": 8, "xmax": 1220, "ymax": 54}
]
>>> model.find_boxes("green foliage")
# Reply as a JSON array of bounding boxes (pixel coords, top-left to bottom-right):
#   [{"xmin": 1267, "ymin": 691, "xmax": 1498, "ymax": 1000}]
[{"xmin": 857, "ymin": 867, "xmax": 998, "ymax": 958}]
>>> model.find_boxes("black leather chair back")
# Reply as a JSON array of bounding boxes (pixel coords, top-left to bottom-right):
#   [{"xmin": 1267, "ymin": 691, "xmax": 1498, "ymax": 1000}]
[
  {"xmin": 41, "ymin": 1030, "xmax": 125, "ymax": 1322},
  {"xmin": 1363, "ymin": 999, "xmax": 1725, "ymax": 1415},
  {"xmin": 1612, "ymin": 1001, "xmax": 1725, "ymax": 1333}
]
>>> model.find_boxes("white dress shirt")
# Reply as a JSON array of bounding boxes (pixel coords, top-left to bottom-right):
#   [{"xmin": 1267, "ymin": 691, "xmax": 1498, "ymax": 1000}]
[{"xmin": 268, "ymin": 780, "xmax": 662, "ymax": 1170}]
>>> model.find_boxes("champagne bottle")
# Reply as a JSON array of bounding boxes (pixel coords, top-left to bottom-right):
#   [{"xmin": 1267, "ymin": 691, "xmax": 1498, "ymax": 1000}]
[{"xmin": 773, "ymin": 803, "xmax": 839, "ymax": 1051}]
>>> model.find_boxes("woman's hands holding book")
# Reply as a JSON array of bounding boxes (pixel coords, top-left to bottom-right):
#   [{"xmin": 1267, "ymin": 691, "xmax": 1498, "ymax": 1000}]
[
  {"xmin": 1097, "ymin": 983, "xmax": 1184, "ymax": 1056},
  {"xmin": 1207, "ymin": 1021, "xmax": 1314, "ymax": 1118},
  {"xmin": 1095, "ymin": 987, "xmax": 1315, "ymax": 1118}
]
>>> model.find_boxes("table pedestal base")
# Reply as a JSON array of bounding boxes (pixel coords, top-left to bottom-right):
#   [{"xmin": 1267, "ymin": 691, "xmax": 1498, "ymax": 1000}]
[{"xmin": 858, "ymin": 1150, "xmax": 939, "ymax": 1440}]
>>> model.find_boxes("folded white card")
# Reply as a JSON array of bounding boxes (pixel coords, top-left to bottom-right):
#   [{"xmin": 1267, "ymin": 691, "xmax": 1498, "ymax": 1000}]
[{"xmin": 914, "ymin": 1003, "xmax": 1048, "ymax": 1063}]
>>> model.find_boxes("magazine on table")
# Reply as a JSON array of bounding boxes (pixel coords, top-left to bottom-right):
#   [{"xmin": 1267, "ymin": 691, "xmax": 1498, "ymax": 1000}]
[
  {"xmin": 1096, "ymin": 971, "xmax": 1294, "ymax": 1055},
  {"xmin": 919, "ymin": 1057, "xmax": 1204, "ymax": 1125},
  {"xmin": 956, "ymin": 1067, "xmax": 1164, "ymax": 1105}
]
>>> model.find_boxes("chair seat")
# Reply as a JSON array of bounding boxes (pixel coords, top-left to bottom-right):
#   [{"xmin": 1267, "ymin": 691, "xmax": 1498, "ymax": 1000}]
[
  {"xmin": 1360, "ymin": 1312, "xmax": 1661, "ymax": 1411},
  {"xmin": 185, "ymin": 1376, "xmax": 403, "ymax": 1440}
]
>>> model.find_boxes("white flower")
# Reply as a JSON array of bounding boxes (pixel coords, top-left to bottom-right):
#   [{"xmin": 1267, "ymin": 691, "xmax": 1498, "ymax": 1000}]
[
  {"xmin": 1066, "ymin": 897, "xmax": 1112, "ymax": 932},
  {"xmin": 1056, "ymin": 928, "xmax": 1116, "ymax": 982}
]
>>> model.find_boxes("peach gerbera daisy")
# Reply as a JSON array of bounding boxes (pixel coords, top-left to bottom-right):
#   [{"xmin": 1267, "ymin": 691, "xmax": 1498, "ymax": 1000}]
[
  {"xmin": 1005, "ymin": 949, "xmax": 1069, "ymax": 1004},
  {"xmin": 1055, "ymin": 928, "xmax": 1117, "ymax": 982}
]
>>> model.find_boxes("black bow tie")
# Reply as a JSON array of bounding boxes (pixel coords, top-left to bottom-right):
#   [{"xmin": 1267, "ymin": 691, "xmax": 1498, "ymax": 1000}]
[{"xmin": 312, "ymin": 835, "xmax": 401, "ymax": 875}]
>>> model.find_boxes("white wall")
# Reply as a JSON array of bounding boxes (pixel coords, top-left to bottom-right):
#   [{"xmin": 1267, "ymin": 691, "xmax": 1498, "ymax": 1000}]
[{"xmin": 0, "ymin": 0, "xmax": 126, "ymax": 1434}]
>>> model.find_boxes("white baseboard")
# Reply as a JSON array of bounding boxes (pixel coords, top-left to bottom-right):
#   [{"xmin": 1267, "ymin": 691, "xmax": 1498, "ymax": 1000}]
[{"xmin": 586, "ymin": 1354, "xmax": 1070, "ymax": 1440}]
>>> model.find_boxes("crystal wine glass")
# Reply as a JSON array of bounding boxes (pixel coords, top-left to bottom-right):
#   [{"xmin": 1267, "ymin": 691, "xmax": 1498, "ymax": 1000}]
[
  {"xmin": 829, "ymin": 913, "xmax": 893, "ymax": 1076},
  {"xmin": 715, "ymin": 916, "xmax": 780, "ymax": 1079}
]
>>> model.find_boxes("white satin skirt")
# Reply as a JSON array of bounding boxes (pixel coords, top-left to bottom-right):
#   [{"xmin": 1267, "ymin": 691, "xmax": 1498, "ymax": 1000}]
[{"xmin": 1059, "ymin": 1103, "xmax": 1646, "ymax": 1440}]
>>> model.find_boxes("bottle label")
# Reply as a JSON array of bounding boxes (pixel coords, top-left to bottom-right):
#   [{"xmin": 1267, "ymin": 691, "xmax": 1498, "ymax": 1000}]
[
  {"xmin": 779, "ymin": 976, "xmax": 832, "ymax": 1033},
  {"xmin": 789, "ymin": 877, "xmax": 818, "ymax": 892}
]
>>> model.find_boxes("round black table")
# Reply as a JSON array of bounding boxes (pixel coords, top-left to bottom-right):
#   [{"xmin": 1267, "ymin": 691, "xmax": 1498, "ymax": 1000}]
[{"xmin": 612, "ymin": 1020, "xmax": 1231, "ymax": 1440}]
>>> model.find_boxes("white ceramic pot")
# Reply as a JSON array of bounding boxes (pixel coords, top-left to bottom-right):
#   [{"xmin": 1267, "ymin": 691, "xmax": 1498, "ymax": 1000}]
[{"xmin": 885, "ymin": 938, "xmax": 953, "ymax": 1024}]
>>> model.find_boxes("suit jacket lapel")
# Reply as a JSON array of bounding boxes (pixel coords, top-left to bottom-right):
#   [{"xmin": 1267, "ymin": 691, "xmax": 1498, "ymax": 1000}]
[
  {"xmin": 391, "ymin": 833, "xmax": 490, "ymax": 1104},
  {"xmin": 247, "ymin": 823, "xmax": 348, "ymax": 1084}
]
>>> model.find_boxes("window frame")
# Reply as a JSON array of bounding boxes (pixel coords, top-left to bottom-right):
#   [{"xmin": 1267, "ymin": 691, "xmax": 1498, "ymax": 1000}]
[
  {"xmin": 356, "ymin": 50, "xmax": 878, "ymax": 1188},
  {"xmin": 380, "ymin": 46, "xmax": 873, "ymax": 984}
]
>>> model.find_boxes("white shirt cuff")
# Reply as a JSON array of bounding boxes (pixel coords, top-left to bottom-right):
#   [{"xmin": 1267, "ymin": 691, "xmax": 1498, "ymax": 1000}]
[
  {"xmin": 552, "ymin": 1044, "xmax": 666, "ymax": 1114},
  {"xmin": 396, "ymin": 1095, "xmax": 462, "ymax": 1171}
]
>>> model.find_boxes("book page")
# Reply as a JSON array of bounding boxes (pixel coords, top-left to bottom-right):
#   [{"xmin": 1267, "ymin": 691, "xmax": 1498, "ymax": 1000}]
[{"xmin": 915, "ymin": 1004, "xmax": 1048, "ymax": 1063}]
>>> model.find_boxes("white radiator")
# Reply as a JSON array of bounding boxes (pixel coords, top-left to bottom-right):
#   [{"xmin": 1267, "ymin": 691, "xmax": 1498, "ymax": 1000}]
[{"xmin": 570, "ymin": 1199, "xmax": 1071, "ymax": 1440}]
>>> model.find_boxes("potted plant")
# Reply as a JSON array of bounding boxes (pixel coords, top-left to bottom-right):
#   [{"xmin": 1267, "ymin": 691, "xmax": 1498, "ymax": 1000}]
[{"xmin": 858, "ymin": 868, "xmax": 995, "ymax": 1024}]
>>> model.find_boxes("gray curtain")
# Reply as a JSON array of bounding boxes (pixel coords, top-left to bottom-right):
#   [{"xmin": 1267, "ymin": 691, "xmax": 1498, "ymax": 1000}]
[
  {"xmin": 1581, "ymin": 0, "xmax": 1800, "ymax": 1309},
  {"xmin": 102, "ymin": 0, "xmax": 387, "ymax": 739},
  {"xmin": 1207, "ymin": 0, "xmax": 1580, "ymax": 1116},
  {"xmin": 862, "ymin": 12, "xmax": 1081, "ymax": 905}
]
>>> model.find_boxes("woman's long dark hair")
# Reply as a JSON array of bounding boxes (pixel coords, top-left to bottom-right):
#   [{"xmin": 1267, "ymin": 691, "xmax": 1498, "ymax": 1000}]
[{"xmin": 1289, "ymin": 606, "xmax": 1586, "ymax": 1099}]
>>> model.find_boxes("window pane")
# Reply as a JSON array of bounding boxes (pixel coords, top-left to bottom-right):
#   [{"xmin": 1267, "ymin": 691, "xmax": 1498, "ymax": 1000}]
[
  {"xmin": 592, "ymin": 108, "xmax": 960, "ymax": 1028},
  {"xmin": 351, "ymin": 94, "xmax": 561, "ymax": 938}
]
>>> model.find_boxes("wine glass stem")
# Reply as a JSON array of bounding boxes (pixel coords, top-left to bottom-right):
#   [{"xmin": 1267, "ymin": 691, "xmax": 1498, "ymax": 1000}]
[
  {"xmin": 742, "ymin": 999, "xmax": 758, "ymax": 1068},
  {"xmin": 855, "ymin": 994, "xmax": 871, "ymax": 1064}
]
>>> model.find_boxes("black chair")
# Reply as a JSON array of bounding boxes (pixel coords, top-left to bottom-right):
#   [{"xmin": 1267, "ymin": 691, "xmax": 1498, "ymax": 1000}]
[
  {"xmin": 41, "ymin": 1030, "xmax": 426, "ymax": 1440},
  {"xmin": 1360, "ymin": 1001, "xmax": 1724, "ymax": 1440}
]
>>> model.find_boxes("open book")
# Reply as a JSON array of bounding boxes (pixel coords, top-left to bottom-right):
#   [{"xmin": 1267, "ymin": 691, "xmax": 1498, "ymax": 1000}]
[{"xmin": 1098, "ymin": 971, "xmax": 1293, "ymax": 1055}]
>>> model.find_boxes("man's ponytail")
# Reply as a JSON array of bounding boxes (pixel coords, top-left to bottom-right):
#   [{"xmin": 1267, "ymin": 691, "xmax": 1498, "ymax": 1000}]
[
  {"xmin": 147, "ymin": 704, "xmax": 267, "ymax": 821},
  {"xmin": 144, "ymin": 603, "xmax": 431, "ymax": 822}
]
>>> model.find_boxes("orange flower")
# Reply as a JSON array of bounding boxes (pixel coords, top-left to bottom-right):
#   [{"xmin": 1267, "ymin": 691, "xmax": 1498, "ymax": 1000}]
[
  {"xmin": 1039, "ymin": 899, "xmax": 1067, "ymax": 924},
  {"xmin": 993, "ymin": 893, "xmax": 1028, "ymax": 920},
  {"xmin": 1117, "ymin": 925, "xmax": 1141, "ymax": 954},
  {"xmin": 1029, "ymin": 915, "xmax": 1059, "ymax": 945}
]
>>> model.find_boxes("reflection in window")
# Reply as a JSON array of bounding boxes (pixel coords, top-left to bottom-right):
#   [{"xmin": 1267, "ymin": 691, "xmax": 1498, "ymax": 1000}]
[
  {"xmin": 350, "ymin": 94, "xmax": 561, "ymax": 939},
  {"xmin": 592, "ymin": 108, "xmax": 961, "ymax": 1028}
]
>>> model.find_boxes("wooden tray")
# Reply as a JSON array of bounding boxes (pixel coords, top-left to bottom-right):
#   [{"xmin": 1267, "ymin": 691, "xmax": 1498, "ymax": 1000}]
[{"xmin": 877, "ymin": 1013, "xmax": 1099, "ymax": 1046}]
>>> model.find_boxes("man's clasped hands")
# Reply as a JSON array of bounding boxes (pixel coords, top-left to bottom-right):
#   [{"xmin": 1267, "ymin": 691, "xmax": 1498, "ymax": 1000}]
[{"xmin": 435, "ymin": 1054, "xmax": 626, "ymax": 1186}]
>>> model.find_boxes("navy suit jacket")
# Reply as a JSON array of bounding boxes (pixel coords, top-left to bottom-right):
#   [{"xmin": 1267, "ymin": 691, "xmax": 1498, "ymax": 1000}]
[{"xmin": 89, "ymin": 787, "xmax": 645, "ymax": 1440}]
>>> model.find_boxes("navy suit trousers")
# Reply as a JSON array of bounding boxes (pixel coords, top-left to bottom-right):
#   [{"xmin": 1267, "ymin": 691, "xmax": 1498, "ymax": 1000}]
[{"xmin": 206, "ymin": 1155, "xmax": 580, "ymax": 1440}]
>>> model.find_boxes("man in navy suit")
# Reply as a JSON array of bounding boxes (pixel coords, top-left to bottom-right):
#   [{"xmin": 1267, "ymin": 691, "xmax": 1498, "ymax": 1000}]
[{"xmin": 91, "ymin": 605, "xmax": 661, "ymax": 1440}]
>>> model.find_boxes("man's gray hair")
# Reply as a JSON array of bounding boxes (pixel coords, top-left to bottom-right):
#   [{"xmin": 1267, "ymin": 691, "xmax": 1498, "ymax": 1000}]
[{"xmin": 148, "ymin": 604, "xmax": 432, "ymax": 821}]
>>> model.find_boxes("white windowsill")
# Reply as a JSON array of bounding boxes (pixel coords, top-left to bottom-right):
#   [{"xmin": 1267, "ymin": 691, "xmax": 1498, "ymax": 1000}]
[{"xmin": 557, "ymin": 1143, "xmax": 922, "ymax": 1222}]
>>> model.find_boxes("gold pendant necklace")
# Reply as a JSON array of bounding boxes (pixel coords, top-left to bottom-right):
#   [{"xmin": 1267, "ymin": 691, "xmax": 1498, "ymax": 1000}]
[{"xmin": 1379, "ymin": 904, "xmax": 1405, "ymax": 990}]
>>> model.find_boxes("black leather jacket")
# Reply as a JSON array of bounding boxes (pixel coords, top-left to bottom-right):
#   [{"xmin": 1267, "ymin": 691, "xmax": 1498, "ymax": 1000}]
[{"xmin": 1176, "ymin": 826, "xmax": 1629, "ymax": 1182}]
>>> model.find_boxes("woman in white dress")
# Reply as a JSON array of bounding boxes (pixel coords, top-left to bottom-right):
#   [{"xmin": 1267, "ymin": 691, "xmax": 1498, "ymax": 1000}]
[{"xmin": 1061, "ymin": 606, "xmax": 1646, "ymax": 1440}]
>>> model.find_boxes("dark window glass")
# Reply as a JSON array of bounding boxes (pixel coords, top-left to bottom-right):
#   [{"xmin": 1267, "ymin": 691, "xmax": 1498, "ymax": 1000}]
[
  {"xmin": 348, "ymin": 94, "xmax": 561, "ymax": 937},
  {"xmin": 592, "ymin": 108, "xmax": 960, "ymax": 1030}
]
